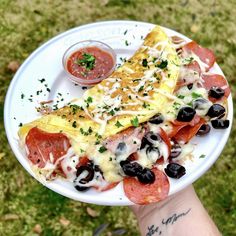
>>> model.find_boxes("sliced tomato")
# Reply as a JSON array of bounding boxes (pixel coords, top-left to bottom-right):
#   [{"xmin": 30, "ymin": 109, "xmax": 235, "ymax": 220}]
[
  {"xmin": 123, "ymin": 168, "xmax": 169, "ymax": 205},
  {"xmin": 201, "ymin": 74, "xmax": 230, "ymax": 102},
  {"xmin": 182, "ymin": 41, "xmax": 215, "ymax": 71},
  {"xmin": 25, "ymin": 127, "xmax": 71, "ymax": 168},
  {"xmin": 174, "ymin": 118, "xmax": 206, "ymax": 143},
  {"xmin": 169, "ymin": 115, "xmax": 201, "ymax": 138}
]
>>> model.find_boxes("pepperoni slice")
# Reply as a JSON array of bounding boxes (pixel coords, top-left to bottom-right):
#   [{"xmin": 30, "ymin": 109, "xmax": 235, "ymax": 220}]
[
  {"xmin": 169, "ymin": 115, "xmax": 201, "ymax": 138},
  {"xmin": 159, "ymin": 128, "xmax": 171, "ymax": 156},
  {"xmin": 175, "ymin": 61, "xmax": 201, "ymax": 91},
  {"xmin": 173, "ymin": 118, "xmax": 206, "ymax": 143},
  {"xmin": 182, "ymin": 41, "xmax": 215, "ymax": 72},
  {"xmin": 123, "ymin": 168, "xmax": 169, "ymax": 205},
  {"xmin": 201, "ymin": 74, "xmax": 230, "ymax": 102},
  {"xmin": 76, "ymin": 156, "xmax": 90, "ymax": 168},
  {"xmin": 25, "ymin": 127, "xmax": 71, "ymax": 168},
  {"xmin": 104, "ymin": 126, "xmax": 146, "ymax": 155}
]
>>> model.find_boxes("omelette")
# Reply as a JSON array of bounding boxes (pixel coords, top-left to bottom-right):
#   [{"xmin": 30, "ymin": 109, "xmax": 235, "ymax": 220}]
[
  {"xmin": 19, "ymin": 26, "xmax": 179, "ymax": 180},
  {"xmin": 18, "ymin": 25, "xmax": 230, "ymax": 204}
]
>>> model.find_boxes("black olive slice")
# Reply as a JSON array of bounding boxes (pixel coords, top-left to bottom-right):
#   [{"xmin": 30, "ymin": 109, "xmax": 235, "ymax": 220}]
[
  {"xmin": 170, "ymin": 143, "xmax": 182, "ymax": 159},
  {"xmin": 196, "ymin": 124, "xmax": 211, "ymax": 136},
  {"xmin": 187, "ymin": 83, "xmax": 193, "ymax": 90},
  {"xmin": 120, "ymin": 160, "xmax": 142, "ymax": 177},
  {"xmin": 211, "ymin": 119, "xmax": 229, "ymax": 129},
  {"xmin": 208, "ymin": 87, "xmax": 225, "ymax": 99},
  {"xmin": 74, "ymin": 185, "xmax": 89, "ymax": 191},
  {"xmin": 177, "ymin": 107, "xmax": 196, "ymax": 122},
  {"xmin": 164, "ymin": 163, "xmax": 186, "ymax": 179},
  {"xmin": 149, "ymin": 113, "xmax": 164, "ymax": 124},
  {"xmin": 137, "ymin": 168, "xmax": 155, "ymax": 184},
  {"xmin": 207, "ymin": 104, "xmax": 225, "ymax": 118}
]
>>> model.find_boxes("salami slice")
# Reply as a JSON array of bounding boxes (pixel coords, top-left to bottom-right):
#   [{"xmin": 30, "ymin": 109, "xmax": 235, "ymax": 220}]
[
  {"xmin": 26, "ymin": 127, "xmax": 71, "ymax": 168},
  {"xmin": 123, "ymin": 168, "xmax": 169, "ymax": 205},
  {"xmin": 182, "ymin": 41, "xmax": 215, "ymax": 72},
  {"xmin": 201, "ymin": 74, "xmax": 230, "ymax": 102}
]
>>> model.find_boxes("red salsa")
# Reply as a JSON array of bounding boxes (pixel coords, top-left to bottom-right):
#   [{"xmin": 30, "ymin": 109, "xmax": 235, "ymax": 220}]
[{"xmin": 67, "ymin": 46, "xmax": 115, "ymax": 82}]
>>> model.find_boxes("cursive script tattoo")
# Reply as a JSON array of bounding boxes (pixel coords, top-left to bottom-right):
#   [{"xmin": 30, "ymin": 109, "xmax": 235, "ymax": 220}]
[
  {"xmin": 146, "ymin": 208, "xmax": 191, "ymax": 236},
  {"xmin": 162, "ymin": 208, "xmax": 191, "ymax": 226},
  {"xmin": 146, "ymin": 225, "xmax": 162, "ymax": 236}
]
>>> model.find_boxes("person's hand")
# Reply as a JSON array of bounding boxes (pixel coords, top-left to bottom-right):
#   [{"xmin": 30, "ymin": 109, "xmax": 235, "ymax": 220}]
[{"xmin": 129, "ymin": 185, "xmax": 221, "ymax": 236}]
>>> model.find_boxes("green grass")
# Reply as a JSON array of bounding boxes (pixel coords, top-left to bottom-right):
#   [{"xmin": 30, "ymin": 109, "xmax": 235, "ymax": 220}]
[{"xmin": 0, "ymin": 0, "xmax": 236, "ymax": 235}]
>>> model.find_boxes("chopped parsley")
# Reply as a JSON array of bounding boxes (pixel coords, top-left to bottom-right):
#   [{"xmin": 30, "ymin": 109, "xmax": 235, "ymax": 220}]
[
  {"xmin": 173, "ymin": 102, "xmax": 181, "ymax": 110},
  {"xmin": 99, "ymin": 146, "xmax": 107, "ymax": 153},
  {"xmin": 80, "ymin": 148, "xmax": 85, "ymax": 153},
  {"xmin": 115, "ymin": 120, "xmax": 123, "ymax": 128},
  {"xmin": 142, "ymin": 59, "xmax": 148, "ymax": 67},
  {"xmin": 70, "ymin": 104, "xmax": 83, "ymax": 114},
  {"xmin": 199, "ymin": 154, "xmax": 206, "ymax": 158},
  {"xmin": 85, "ymin": 96, "xmax": 93, "ymax": 103},
  {"xmin": 177, "ymin": 94, "xmax": 185, "ymax": 99},
  {"xmin": 108, "ymin": 109, "xmax": 115, "ymax": 116},
  {"xmin": 38, "ymin": 78, "xmax": 45, "ymax": 83},
  {"xmin": 72, "ymin": 121, "xmax": 77, "ymax": 128},
  {"xmin": 21, "ymin": 93, "xmax": 25, "ymax": 99},
  {"xmin": 157, "ymin": 60, "xmax": 168, "ymax": 69},
  {"xmin": 191, "ymin": 92, "xmax": 202, "ymax": 99},
  {"xmin": 131, "ymin": 116, "xmax": 139, "ymax": 127},
  {"xmin": 138, "ymin": 85, "xmax": 144, "ymax": 92},
  {"xmin": 142, "ymin": 102, "xmax": 150, "ymax": 108},
  {"xmin": 124, "ymin": 30, "xmax": 128, "ymax": 35},
  {"xmin": 125, "ymin": 40, "xmax": 129, "ymax": 46},
  {"xmin": 75, "ymin": 53, "xmax": 95, "ymax": 70},
  {"xmin": 80, "ymin": 126, "xmax": 93, "ymax": 136}
]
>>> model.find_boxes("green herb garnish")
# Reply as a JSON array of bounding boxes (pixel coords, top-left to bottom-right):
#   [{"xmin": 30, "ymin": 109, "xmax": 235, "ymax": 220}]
[
  {"xmin": 131, "ymin": 116, "xmax": 139, "ymax": 127},
  {"xmin": 191, "ymin": 92, "xmax": 202, "ymax": 99},
  {"xmin": 157, "ymin": 60, "xmax": 168, "ymax": 69},
  {"xmin": 76, "ymin": 53, "xmax": 95, "ymax": 70},
  {"xmin": 72, "ymin": 121, "xmax": 77, "ymax": 128},
  {"xmin": 99, "ymin": 146, "xmax": 107, "ymax": 153},
  {"xmin": 177, "ymin": 94, "xmax": 185, "ymax": 99},
  {"xmin": 199, "ymin": 154, "xmax": 206, "ymax": 158},
  {"xmin": 142, "ymin": 59, "xmax": 148, "ymax": 67},
  {"xmin": 115, "ymin": 121, "xmax": 123, "ymax": 128}
]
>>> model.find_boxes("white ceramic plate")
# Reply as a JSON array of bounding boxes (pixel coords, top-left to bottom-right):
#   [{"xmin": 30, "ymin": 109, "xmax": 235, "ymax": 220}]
[{"xmin": 4, "ymin": 20, "xmax": 233, "ymax": 206}]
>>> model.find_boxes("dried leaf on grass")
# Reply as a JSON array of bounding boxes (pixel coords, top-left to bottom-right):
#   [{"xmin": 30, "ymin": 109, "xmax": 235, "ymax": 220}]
[
  {"xmin": 190, "ymin": 24, "xmax": 200, "ymax": 33},
  {"xmin": 86, "ymin": 207, "xmax": 100, "ymax": 217},
  {"xmin": 7, "ymin": 61, "xmax": 20, "ymax": 72},
  {"xmin": 1, "ymin": 213, "xmax": 19, "ymax": 221},
  {"xmin": 33, "ymin": 224, "xmax": 42, "ymax": 234},
  {"xmin": 59, "ymin": 217, "xmax": 70, "ymax": 227}
]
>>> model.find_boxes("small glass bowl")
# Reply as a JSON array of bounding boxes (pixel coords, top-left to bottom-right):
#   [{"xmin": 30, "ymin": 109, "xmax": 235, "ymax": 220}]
[{"xmin": 62, "ymin": 40, "xmax": 116, "ymax": 86}]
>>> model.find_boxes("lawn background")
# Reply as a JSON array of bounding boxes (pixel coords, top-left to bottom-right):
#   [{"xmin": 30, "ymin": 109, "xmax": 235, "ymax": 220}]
[{"xmin": 0, "ymin": 0, "xmax": 235, "ymax": 235}]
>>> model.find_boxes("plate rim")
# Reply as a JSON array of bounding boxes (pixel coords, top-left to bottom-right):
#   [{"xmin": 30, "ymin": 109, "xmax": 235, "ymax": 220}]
[{"xmin": 4, "ymin": 20, "xmax": 233, "ymax": 205}]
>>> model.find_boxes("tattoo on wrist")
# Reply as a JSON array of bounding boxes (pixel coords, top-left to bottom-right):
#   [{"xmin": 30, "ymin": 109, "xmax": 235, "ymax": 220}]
[{"xmin": 146, "ymin": 208, "xmax": 191, "ymax": 236}]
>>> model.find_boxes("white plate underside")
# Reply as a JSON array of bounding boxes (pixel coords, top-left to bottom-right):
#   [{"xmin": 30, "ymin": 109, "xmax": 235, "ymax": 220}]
[{"xmin": 4, "ymin": 20, "xmax": 233, "ymax": 206}]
